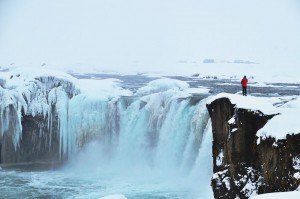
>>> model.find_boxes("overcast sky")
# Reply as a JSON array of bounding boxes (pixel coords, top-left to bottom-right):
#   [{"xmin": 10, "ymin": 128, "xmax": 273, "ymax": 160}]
[{"xmin": 0, "ymin": 0, "xmax": 300, "ymax": 72}]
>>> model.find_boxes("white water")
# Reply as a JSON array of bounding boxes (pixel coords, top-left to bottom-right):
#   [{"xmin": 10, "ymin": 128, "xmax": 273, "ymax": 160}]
[
  {"xmin": 60, "ymin": 89, "xmax": 213, "ymax": 198},
  {"xmin": 0, "ymin": 94, "xmax": 213, "ymax": 198},
  {"xmin": 0, "ymin": 76, "xmax": 213, "ymax": 198}
]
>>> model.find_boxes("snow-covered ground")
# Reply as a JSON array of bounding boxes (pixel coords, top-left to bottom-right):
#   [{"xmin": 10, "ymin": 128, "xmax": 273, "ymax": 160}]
[
  {"xmin": 251, "ymin": 190, "xmax": 300, "ymax": 199},
  {"xmin": 207, "ymin": 93, "xmax": 300, "ymax": 143},
  {"xmin": 1, "ymin": 63, "xmax": 300, "ymax": 85}
]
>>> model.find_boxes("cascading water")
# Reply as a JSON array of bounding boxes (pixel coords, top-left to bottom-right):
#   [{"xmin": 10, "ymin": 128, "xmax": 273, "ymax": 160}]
[
  {"xmin": 0, "ymin": 73, "xmax": 213, "ymax": 198},
  {"xmin": 59, "ymin": 84, "xmax": 213, "ymax": 198}
]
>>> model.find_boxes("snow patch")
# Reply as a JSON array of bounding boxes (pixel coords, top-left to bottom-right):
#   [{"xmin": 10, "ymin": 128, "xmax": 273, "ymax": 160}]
[
  {"xmin": 223, "ymin": 177, "xmax": 231, "ymax": 190},
  {"xmin": 207, "ymin": 93, "xmax": 278, "ymax": 115},
  {"xmin": 228, "ymin": 117, "xmax": 235, "ymax": 124},
  {"xmin": 257, "ymin": 98, "xmax": 300, "ymax": 142},
  {"xmin": 294, "ymin": 172, "xmax": 300, "ymax": 180},
  {"xmin": 212, "ymin": 169, "xmax": 228, "ymax": 187},
  {"xmin": 293, "ymin": 157, "xmax": 300, "ymax": 180},
  {"xmin": 231, "ymin": 128, "xmax": 238, "ymax": 133},
  {"xmin": 251, "ymin": 191, "xmax": 300, "ymax": 199},
  {"xmin": 216, "ymin": 150, "xmax": 224, "ymax": 166}
]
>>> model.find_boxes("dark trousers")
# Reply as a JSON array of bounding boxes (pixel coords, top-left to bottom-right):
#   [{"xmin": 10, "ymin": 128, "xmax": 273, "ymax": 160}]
[{"xmin": 242, "ymin": 86, "xmax": 247, "ymax": 96}]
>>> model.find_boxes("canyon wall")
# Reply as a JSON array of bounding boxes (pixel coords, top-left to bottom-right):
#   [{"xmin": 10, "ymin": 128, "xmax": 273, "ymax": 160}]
[{"xmin": 207, "ymin": 97, "xmax": 300, "ymax": 198}]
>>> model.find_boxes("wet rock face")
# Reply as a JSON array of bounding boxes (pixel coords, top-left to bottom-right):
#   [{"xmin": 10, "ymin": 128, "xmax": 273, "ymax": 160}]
[
  {"xmin": 207, "ymin": 97, "xmax": 300, "ymax": 199},
  {"xmin": 0, "ymin": 108, "xmax": 60, "ymax": 165}
]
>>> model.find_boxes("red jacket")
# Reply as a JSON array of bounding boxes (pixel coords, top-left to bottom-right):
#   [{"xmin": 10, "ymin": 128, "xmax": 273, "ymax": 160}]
[{"xmin": 241, "ymin": 78, "xmax": 248, "ymax": 87}]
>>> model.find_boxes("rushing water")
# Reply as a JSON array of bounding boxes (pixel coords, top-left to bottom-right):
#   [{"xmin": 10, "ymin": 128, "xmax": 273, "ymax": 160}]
[
  {"xmin": 0, "ymin": 78, "xmax": 214, "ymax": 199},
  {"xmin": 0, "ymin": 122, "xmax": 212, "ymax": 199}
]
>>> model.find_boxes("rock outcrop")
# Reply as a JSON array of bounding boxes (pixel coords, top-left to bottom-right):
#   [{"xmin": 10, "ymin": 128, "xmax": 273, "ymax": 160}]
[
  {"xmin": 0, "ymin": 108, "xmax": 60, "ymax": 165},
  {"xmin": 207, "ymin": 97, "xmax": 300, "ymax": 198},
  {"xmin": 0, "ymin": 72, "xmax": 78, "ymax": 165}
]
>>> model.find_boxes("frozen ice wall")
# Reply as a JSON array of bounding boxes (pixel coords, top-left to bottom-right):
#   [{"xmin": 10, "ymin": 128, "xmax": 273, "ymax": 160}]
[
  {"xmin": 0, "ymin": 69, "xmax": 213, "ymax": 197},
  {"xmin": 64, "ymin": 79, "xmax": 213, "ymax": 198},
  {"xmin": 0, "ymin": 68, "xmax": 79, "ymax": 152},
  {"xmin": 0, "ymin": 69, "xmax": 212, "ymax": 173}
]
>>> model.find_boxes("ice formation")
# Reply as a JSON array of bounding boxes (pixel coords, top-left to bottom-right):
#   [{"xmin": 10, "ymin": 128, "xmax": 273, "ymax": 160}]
[
  {"xmin": 0, "ymin": 68, "xmax": 211, "ymax": 166},
  {"xmin": 0, "ymin": 68, "xmax": 79, "ymax": 149}
]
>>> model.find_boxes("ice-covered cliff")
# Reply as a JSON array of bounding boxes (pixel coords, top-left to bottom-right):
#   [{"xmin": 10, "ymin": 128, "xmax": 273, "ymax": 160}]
[
  {"xmin": 207, "ymin": 94, "xmax": 300, "ymax": 198},
  {"xmin": 0, "ymin": 67, "xmax": 211, "ymax": 178}
]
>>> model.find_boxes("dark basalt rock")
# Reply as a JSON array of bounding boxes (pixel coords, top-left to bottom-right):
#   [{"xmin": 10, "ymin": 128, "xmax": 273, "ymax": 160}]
[
  {"xmin": 0, "ymin": 107, "xmax": 61, "ymax": 165},
  {"xmin": 207, "ymin": 97, "xmax": 300, "ymax": 198}
]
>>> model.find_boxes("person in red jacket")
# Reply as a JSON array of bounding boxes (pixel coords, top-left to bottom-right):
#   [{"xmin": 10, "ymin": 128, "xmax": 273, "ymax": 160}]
[{"xmin": 241, "ymin": 76, "xmax": 248, "ymax": 96}]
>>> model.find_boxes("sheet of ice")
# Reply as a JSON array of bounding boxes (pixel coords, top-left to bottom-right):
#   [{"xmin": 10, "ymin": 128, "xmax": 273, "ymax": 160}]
[
  {"xmin": 100, "ymin": 194, "xmax": 127, "ymax": 199},
  {"xmin": 251, "ymin": 191, "xmax": 300, "ymax": 199}
]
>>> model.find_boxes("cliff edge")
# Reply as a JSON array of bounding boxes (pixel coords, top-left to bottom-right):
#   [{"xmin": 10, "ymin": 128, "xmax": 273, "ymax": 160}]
[{"xmin": 207, "ymin": 94, "xmax": 300, "ymax": 198}]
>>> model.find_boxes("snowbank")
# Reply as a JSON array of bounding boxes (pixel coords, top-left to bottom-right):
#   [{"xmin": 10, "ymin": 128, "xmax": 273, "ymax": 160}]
[
  {"xmin": 0, "ymin": 67, "xmax": 133, "ymax": 154},
  {"xmin": 207, "ymin": 93, "xmax": 278, "ymax": 115},
  {"xmin": 208, "ymin": 93, "xmax": 300, "ymax": 142},
  {"xmin": 257, "ymin": 98, "xmax": 300, "ymax": 141},
  {"xmin": 251, "ymin": 191, "xmax": 300, "ymax": 199}
]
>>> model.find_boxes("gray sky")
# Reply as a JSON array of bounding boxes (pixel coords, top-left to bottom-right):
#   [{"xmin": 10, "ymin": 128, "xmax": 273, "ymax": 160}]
[{"xmin": 0, "ymin": 0, "xmax": 300, "ymax": 72}]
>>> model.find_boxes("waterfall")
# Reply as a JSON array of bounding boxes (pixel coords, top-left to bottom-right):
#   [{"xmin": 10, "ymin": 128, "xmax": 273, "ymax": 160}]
[
  {"xmin": 60, "ymin": 86, "xmax": 211, "ymax": 176},
  {"xmin": 0, "ymin": 73, "xmax": 214, "ymax": 198},
  {"xmin": 62, "ymin": 89, "xmax": 213, "ymax": 198}
]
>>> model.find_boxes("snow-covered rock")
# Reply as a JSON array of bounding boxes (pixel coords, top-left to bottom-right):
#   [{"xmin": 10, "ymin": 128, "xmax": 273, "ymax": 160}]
[
  {"xmin": 207, "ymin": 95, "xmax": 300, "ymax": 199},
  {"xmin": 207, "ymin": 93, "xmax": 278, "ymax": 115},
  {"xmin": 257, "ymin": 98, "xmax": 300, "ymax": 142},
  {"xmin": 207, "ymin": 93, "xmax": 300, "ymax": 143},
  {"xmin": 0, "ymin": 67, "xmax": 79, "ymax": 150}
]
